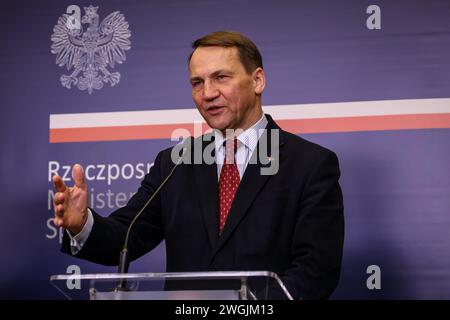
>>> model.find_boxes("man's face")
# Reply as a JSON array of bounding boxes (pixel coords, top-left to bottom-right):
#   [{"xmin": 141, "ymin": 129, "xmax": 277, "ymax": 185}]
[{"xmin": 189, "ymin": 46, "xmax": 265, "ymax": 133}]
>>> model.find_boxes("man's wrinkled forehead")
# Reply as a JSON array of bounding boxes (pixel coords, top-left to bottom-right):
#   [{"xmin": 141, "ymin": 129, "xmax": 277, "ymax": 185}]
[{"xmin": 189, "ymin": 46, "xmax": 243, "ymax": 75}]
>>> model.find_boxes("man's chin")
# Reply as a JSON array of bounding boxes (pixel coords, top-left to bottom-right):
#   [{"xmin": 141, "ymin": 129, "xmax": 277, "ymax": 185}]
[{"xmin": 205, "ymin": 119, "xmax": 229, "ymax": 132}]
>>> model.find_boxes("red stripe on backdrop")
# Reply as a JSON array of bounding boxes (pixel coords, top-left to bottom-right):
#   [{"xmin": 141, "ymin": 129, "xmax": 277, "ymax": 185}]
[
  {"xmin": 278, "ymin": 113, "xmax": 450, "ymax": 134},
  {"xmin": 49, "ymin": 113, "xmax": 450, "ymax": 143},
  {"xmin": 49, "ymin": 123, "xmax": 211, "ymax": 143}
]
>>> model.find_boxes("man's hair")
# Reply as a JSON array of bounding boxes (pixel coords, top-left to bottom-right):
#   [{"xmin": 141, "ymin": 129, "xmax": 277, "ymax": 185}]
[{"xmin": 188, "ymin": 31, "xmax": 263, "ymax": 74}]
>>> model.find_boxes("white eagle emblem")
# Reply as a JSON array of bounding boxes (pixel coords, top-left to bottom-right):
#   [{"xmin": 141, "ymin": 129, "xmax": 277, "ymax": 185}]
[{"xmin": 51, "ymin": 5, "xmax": 131, "ymax": 94}]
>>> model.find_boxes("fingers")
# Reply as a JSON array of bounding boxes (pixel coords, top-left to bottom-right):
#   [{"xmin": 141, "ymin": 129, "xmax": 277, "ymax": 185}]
[
  {"xmin": 72, "ymin": 164, "xmax": 86, "ymax": 189},
  {"xmin": 52, "ymin": 175, "xmax": 67, "ymax": 193},
  {"xmin": 53, "ymin": 176, "xmax": 67, "ymax": 218},
  {"xmin": 54, "ymin": 215, "xmax": 63, "ymax": 227},
  {"xmin": 52, "ymin": 164, "xmax": 87, "ymax": 230},
  {"xmin": 53, "ymin": 192, "xmax": 65, "ymax": 217}
]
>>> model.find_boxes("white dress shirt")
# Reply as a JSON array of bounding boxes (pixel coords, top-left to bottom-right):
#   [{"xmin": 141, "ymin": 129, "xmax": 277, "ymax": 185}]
[{"xmin": 214, "ymin": 113, "xmax": 267, "ymax": 179}]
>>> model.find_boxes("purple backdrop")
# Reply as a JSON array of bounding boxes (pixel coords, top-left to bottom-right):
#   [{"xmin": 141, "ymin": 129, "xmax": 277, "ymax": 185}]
[{"xmin": 0, "ymin": 0, "xmax": 449, "ymax": 299}]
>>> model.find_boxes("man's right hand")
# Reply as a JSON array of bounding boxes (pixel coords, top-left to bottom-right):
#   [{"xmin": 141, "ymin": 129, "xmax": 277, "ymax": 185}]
[{"xmin": 52, "ymin": 164, "xmax": 89, "ymax": 235}]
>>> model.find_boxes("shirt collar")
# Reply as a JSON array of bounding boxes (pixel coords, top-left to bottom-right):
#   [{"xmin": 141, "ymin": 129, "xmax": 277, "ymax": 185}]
[{"xmin": 214, "ymin": 113, "xmax": 268, "ymax": 153}]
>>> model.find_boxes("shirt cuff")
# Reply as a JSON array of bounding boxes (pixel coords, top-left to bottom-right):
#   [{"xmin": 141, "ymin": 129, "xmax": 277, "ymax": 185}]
[{"xmin": 66, "ymin": 209, "xmax": 94, "ymax": 255}]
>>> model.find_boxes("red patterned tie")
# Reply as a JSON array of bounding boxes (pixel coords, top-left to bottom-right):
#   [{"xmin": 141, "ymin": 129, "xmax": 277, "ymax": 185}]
[{"xmin": 218, "ymin": 138, "xmax": 240, "ymax": 234}]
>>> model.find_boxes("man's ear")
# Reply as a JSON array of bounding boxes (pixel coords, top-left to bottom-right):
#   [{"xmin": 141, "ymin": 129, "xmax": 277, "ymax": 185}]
[{"xmin": 252, "ymin": 67, "xmax": 266, "ymax": 95}]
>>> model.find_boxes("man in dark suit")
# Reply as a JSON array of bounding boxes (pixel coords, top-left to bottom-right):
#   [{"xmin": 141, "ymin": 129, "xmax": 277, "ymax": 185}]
[{"xmin": 53, "ymin": 31, "xmax": 344, "ymax": 299}]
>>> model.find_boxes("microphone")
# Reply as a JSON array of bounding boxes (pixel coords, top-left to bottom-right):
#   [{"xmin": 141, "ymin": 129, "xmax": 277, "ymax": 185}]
[{"xmin": 116, "ymin": 142, "xmax": 189, "ymax": 290}]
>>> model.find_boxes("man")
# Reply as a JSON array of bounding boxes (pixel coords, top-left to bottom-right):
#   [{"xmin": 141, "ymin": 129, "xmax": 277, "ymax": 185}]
[{"xmin": 53, "ymin": 31, "xmax": 344, "ymax": 299}]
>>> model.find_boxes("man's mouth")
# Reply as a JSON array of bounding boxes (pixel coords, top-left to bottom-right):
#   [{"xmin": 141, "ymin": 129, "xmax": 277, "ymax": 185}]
[{"xmin": 206, "ymin": 105, "xmax": 225, "ymax": 115}]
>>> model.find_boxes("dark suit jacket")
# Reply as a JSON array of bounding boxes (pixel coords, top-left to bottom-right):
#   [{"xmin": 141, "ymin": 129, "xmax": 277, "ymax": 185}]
[{"xmin": 62, "ymin": 114, "xmax": 344, "ymax": 299}]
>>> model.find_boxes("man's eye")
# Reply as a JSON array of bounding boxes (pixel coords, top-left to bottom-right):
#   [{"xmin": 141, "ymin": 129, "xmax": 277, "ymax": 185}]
[
  {"xmin": 192, "ymin": 81, "xmax": 202, "ymax": 88},
  {"xmin": 216, "ymin": 75, "xmax": 227, "ymax": 80}
]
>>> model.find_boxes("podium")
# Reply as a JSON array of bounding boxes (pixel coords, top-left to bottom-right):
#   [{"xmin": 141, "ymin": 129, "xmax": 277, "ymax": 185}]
[{"xmin": 50, "ymin": 271, "xmax": 293, "ymax": 300}]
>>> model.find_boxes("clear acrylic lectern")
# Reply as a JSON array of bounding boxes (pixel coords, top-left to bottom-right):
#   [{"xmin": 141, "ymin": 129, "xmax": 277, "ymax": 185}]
[{"xmin": 50, "ymin": 271, "xmax": 293, "ymax": 300}]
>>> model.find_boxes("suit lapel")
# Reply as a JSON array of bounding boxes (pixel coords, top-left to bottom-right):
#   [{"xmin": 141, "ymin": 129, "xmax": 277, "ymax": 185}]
[
  {"xmin": 193, "ymin": 134, "xmax": 220, "ymax": 249},
  {"xmin": 213, "ymin": 114, "xmax": 286, "ymax": 256}
]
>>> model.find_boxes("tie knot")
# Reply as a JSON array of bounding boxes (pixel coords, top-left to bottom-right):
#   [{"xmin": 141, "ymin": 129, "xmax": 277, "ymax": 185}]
[
  {"xmin": 224, "ymin": 138, "xmax": 238, "ymax": 164},
  {"xmin": 224, "ymin": 137, "xmax": 238, "ymax": 152}
]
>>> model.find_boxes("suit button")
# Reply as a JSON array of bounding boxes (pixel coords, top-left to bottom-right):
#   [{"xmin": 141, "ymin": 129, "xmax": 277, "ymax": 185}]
[{"xmin": 210, "ymin": 264, "xmax": 218, "ymax": 271}]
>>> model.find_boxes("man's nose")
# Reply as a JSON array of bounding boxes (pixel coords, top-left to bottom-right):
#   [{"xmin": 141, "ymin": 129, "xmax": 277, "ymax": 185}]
[{"xmin": 202, "ymin": 80, "xmax": 219, "ymax": 101}]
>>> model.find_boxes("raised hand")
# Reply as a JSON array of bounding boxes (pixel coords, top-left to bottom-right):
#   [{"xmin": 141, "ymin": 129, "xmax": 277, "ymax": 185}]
[{"xmin": 53, "ymin": 164, "xmax": 89, "ymax": 235}]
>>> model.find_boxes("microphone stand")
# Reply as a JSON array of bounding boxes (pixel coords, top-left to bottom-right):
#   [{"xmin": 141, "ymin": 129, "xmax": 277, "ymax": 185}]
[{"xmin": 115, "ymin": 146, "xmax": 188, "ymax": 291}]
